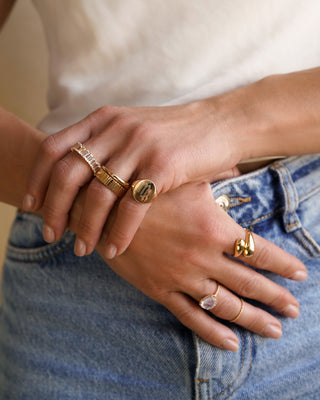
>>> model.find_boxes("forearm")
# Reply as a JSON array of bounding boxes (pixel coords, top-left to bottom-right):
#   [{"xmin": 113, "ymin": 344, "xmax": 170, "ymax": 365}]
[
  {"xmin": 212, "ymin": 66, "xmax": 320, "ymax": 162},
  {"xmin": 0, "ymin": 107, "xmax": 46, "ymax": 207}
]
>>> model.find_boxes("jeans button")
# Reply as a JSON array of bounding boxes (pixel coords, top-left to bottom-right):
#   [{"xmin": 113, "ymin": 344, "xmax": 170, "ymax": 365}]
[{"xmin": 215, "ymin": 194, "xmax": 230, "ymax": 212}]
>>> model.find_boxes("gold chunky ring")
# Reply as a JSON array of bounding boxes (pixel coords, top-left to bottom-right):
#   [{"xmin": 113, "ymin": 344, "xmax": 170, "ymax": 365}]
[
  {"xmin": 229, "ymin": 298, "xmax": 244, "ymax": 323},
  {"xmin": 70, "ymin": 142, "xmax": 101, "ymax": 174},
  {"xmin": 233, "ymin": 228, "xmax": 255, "ymax": 258},
  {"xmin": 131, "ymin": 179, "xmax": 157, "ymax": 203},
  {"xmin": 199, "ymin": 284, "xmax": 221, "ymax": 310},
  {"xmin": 95, "ymin": 166, "xmax": 130, "ymax": 198}
]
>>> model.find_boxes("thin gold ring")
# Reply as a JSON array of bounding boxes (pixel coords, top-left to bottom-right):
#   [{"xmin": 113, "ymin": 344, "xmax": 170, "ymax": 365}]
[
  {"xmin": 199, "ymin": 284, "xmax": 221, "ymax": 310},
  {"xmin": 229, "ymin": 298, "xmax": 244, "ymax": 323},
  {"xmin": 70, "ymin": 142, "xmax": 101, "ymax": 174},
  {"xmin": 95, "ymin": 166, "xmax": 129, "ymax": 198}
]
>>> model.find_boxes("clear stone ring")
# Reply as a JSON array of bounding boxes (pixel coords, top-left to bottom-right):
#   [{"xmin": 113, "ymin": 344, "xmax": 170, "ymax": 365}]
[{"xmin": 199, "ymin": 284, "xmax": 221, "ymax": 310}]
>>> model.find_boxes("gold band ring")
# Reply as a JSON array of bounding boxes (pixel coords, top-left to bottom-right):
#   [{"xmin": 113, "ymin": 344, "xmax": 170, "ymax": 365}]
[
  {"xmin": 233, "ymin": 228, "xmax": 255, "ymax": 258},
  {"xmin": 229, "ymin": 298, "xmax": 244, "ymax": 323},
  {"xmin": 95, "ymin": 166, "xmax": 130, "ymax": 198},
  {"xmin": 199, "ymin": 284, "xmax": 221, "ymax": 310},
  {"xmin": 70, "ymin": 142, "xmax": 101, "ymax": 174},
  {"xmin": 131, "ymin": 179, "xmax": 157, "ymax": 203}
]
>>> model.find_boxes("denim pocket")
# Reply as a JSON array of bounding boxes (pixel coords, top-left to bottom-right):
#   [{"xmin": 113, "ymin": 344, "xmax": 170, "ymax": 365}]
[{"xmin": 6, "ymin": 211, "xmax": 75, "ymax": 263}]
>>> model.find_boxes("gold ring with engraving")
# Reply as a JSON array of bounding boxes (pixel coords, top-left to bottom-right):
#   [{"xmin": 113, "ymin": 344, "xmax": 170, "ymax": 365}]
[{"xmin": 131, "ymin": 179, "xmax": 157, "ymax": 203}]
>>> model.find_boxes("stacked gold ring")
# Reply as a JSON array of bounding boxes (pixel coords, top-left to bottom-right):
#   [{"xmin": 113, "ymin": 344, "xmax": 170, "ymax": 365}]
[
  {"xmin": 71, "ymin": 142, "xmax": 130, "ymax": 198},
  {"xmin": 71, "ymin": 142, "xmax": 101, "ymax": 174},
  {"xmin": 95, "ymin": 166, "xmax": 129, "ymax": 198},
  {"xmin": 70, "ymin": 142, "xmax": 158, "ymax": 202}
]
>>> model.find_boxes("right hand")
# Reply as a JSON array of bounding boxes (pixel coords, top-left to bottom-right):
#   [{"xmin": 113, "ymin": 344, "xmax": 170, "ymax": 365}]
[{"xmin": 70, "ymin": 181, "xmax": 307, "ymax": 351}]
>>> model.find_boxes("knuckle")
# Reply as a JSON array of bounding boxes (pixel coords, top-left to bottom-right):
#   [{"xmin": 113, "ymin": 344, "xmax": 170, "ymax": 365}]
[
  {"xmin": 52, "ymin": 159, "xmax": 76, "ymax": 188},
  {"xmin": 267, "ymin": 288, "xmax": 292, "ymax": 310},
  {"xmin": 40, "ymin": 135, "xmax": 61, "ymax": 161},
  {"xmin": 254, "ymin": 243, "xmax": 274, "ymax": 266},
  {"xmin": 95, "ymin": 105, "xmax": 116, "ymax": 119},
  {"xmin": 237, "ymin": 274, "xmax": 260, "ymax": 298},
  {"xmin": 78, "ymin": 219, "xmax": 100, "ymax": 240}
]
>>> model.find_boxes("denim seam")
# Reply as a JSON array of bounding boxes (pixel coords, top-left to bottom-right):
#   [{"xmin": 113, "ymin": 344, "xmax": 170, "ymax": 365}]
[
  {"xmin": 229, "ymin": 197, "xmax": 252, "ymax": 209},
  {"xmin": 213, "ymin": 169, "xmax": 267, "ymax": 193},
  {"xmin": 274, "ymin": 164, "xmax": 299, "ymax": 230},
  {"xmin": 196, "ymin": 331, "xmax": 253, "ymax": 400},
  {"xmin": 294, "ymin": 227, "xmax": 320, "ymax": 257},
  {"xmin": 299, "ymin": 185, "xmax": 320, "ymax": 203},
  {"xmin": 6, "ymin": 232, "xmax": 75, "ymax": 263},
  {"xmin": 239, "ymin": 207, "xmax": 284, "ymax": 227}
]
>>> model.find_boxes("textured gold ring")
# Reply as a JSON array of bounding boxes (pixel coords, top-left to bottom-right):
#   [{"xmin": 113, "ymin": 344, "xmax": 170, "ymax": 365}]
[
  {"xmin": 199, "ymin": 284, "xmax": 221, "ymax": 310},
  {"xmin": 70, "ymin": 142, "xmax": 101, "ymax": 174},
  {"xmin": 131, "ymin": 179, "xmax": 157, "ymax": 203},
  {"xmin": 229, "ymin": 298, "xmax": 244, "ymax": 323},
  {"xmin": 233, "ymin": 229, "xmax": 255, "ymax": 258},
  {"xmin": 95, "ymin": 166, "xmax": 129, "ymax": 198}
]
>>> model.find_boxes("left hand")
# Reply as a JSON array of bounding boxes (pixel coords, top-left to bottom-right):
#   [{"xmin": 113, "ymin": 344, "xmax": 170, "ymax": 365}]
[{"xmin": 23, "ymin": 100, "xmax": 240, "ymax": 257}]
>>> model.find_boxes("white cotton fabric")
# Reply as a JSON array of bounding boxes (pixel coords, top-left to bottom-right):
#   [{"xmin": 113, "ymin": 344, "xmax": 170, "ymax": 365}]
[{"xmin": 32, "ymin": 0, "xmax": 320, "ymax": 134}]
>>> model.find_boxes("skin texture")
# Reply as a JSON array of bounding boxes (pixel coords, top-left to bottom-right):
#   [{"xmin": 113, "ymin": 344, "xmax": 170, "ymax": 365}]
[
  {"xmin": 23, "ymin": 68, "xmax": 320, "ymax": 260},
  {"xmin": 0, "ymin": 2, "xmax": 317, "ymax": 350}
]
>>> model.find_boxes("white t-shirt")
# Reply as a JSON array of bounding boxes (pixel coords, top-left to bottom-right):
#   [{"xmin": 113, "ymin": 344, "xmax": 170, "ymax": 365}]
[{"xmin": 32, "ymin": 0, "xmax": 320, "ymax": 134}]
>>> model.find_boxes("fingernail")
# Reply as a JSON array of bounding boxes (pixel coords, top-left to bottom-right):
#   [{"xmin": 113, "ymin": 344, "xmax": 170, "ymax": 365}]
[
  {"xmin": 105, "ymin": 243, "xmax": 117, "ymax": 259},
  {"xmin": 262, "ymin": 324, "xmax": 282, "ymax": 339},
  {"xmin": 74, "ymin": 238, "xmax": 86, "ymax": 257},
  {"xmin": 282, "ymin": 304, "xmax": 300, "ymax": 319},
  {"xmin": 22, "ymin": 194, "xmax": 35, "ymax": 211},
  {"xmin": 221, "ymin": 338, "xmax": 239, "ymax": 352},
  {"xmin": 43, "ymin": 224, "xmax": 55, "ymax": 243},
  {"xmin": 291, "ymin": 270, "xmax": 308, "ymax": 281}
]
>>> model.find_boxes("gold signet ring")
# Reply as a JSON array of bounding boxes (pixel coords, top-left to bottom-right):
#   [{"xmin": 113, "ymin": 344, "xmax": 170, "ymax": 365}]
[
  {"xmin": 233, "ymin": 229, "xmax": 255, "ymax": 257},
  {"xmin": 131, "ymin": 179, "xmax": 157, "ymax": 203}
]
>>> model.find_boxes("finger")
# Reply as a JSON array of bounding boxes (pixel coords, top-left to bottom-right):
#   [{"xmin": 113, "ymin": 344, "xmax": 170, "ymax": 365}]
[
  {"xmin": 161, "ymin": 292, "xmax": 240, "ymax": 352},
  {"xmin": 193, "ymin": 281, "xmax": 282, "ymax": 339},
  {"xmin": 74, "ymin": 160, "xmax": 135, "ymax": 256},
  {"xmin": 210, "ymin": 257, "xmax": 301, "ymax": 319},
  {"xmin": 23, "ymin": 109, "xmax": 113, "ymax": 212},
  {"xmin": 41, "ymin": 129, "xmax": 127, "ymax": 242},
  {"xmin": 105, "ymin": 169, "xmax": 165, "ymax": 257},
  {"xmin": 222, "ymin": 221, "xmax": 307, "ymax": 281}
]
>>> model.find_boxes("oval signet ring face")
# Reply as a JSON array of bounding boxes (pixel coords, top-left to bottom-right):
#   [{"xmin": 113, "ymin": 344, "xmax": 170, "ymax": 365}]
[{"xmin": 131, "ymin": 179, "xmax": 157, "ymax": 203}]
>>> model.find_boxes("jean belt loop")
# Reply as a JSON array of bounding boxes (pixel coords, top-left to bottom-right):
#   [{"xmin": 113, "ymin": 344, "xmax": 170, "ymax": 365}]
[{"xmin": 270, "ymin": 162, "xmax": 301, "ymax": 233}]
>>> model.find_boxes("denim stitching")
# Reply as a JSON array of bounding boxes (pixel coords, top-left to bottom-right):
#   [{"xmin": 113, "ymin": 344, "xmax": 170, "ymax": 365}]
[
  {"xmin": 6, "ymin": 232, "xmax": 75, "ymax": 263},
  {"xmin": 196, "ymin": 331, "xmax": 253, "ymax": 400},
  {"xmin": 299, "ymin": 185, "xmax": 320, "ymax": 203}
]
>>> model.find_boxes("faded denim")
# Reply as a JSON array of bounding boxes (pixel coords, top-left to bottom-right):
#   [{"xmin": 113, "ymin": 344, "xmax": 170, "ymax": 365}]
[{"xmin": 0, "ymin": 154, "xmax": 319, "ymax": 399}]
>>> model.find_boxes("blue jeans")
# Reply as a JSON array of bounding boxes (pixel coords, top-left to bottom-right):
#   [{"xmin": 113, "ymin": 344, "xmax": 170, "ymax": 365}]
[{"xmin": 0, "ymin": 154, "xmax": 320, "ymax": 399}]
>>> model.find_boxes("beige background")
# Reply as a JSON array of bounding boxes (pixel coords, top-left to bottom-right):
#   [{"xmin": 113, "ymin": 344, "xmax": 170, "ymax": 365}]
[{"xmin": 0, "ymin": 0, "xmax": 48, "ymax": 269}]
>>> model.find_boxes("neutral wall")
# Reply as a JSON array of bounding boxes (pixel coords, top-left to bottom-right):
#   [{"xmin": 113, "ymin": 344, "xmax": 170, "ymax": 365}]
[{"xmin": 0, "ymin": 0, "xmax": 48, "ymax": 270}]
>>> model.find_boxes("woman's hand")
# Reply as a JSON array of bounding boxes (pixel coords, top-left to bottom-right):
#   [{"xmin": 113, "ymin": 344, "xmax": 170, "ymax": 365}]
[
  {"xmin": 70, "ymin": 181, "xmax": 307, "ymax": 351},
  {"xmin": 23, "ymin": 100, "xmax": 240, "ymax": 257}
]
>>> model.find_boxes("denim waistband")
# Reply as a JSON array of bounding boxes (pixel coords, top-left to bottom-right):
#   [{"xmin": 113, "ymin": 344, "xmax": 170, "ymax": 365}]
[{"xmin": 212, "ymin": 154, "xmax": 320, "ymax": 232}]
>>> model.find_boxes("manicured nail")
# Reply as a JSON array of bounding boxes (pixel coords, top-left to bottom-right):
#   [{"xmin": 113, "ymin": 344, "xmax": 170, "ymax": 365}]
[
  {"xmin": 221, "ymin": 338, "xmax": 239, "ymax": 352},
  {"xmin": 74, "ymin": 238, "xmax": 86, "ymax": 257},
  {"xmin": 22, "ymin": 194, "xmax": 35, "ymax": 211},
  {"xmin": 262, "ymin": 324, "xmax": 282, "ymax": 339},
  {"xmin": 291, "ymin": 270, "xmax": 308, "ymax": 281},
  {"xmin": 105, "ymin": 243, "xmax": 117, "ymax": 259},
  {"xmin": 282, "ymin": 304, "xmax": 300, "ymax": 319},
  {"xmin": 43, "ymin": 224, "xmax": 55, "ymax": 243}
]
